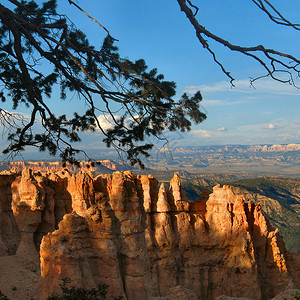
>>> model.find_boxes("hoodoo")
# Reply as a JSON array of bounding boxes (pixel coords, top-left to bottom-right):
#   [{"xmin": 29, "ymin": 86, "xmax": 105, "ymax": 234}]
[{"xmin": 0, "ymin": 169, "xmax": 298, "ymax": 299}]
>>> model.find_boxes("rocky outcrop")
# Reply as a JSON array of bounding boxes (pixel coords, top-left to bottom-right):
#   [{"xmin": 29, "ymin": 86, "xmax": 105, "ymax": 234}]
[
  {"xmin": 11, "ymin": 168, "xmax": 46, "ymax": 269},
  {"xmin": 0, "ymin": 169, "xmax": 298, "ymax": 300},
  {"xmin": 0, "ymin": 172, "xmax": 18, "ymax": 256}
]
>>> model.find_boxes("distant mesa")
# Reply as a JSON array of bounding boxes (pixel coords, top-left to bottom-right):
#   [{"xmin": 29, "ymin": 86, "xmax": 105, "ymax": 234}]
[
  {"xmin": 0, "ymin": 159, "xmax": 129, "ymax": 174},
  {"xmin": 172, "ymin": 143, "xmax": 300, "ymax": 154},
  {"xmin": 250, "ymin": 144, "xmax": 300, "ymax": 152},
  {"xmin": 147, "ymin": 143, "xmax": 300, "ymax": 175}
]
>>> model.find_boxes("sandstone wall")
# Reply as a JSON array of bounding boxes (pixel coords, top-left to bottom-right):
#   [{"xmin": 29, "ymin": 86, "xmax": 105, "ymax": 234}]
[{"xmin": 0, "ymin": 168, "xmax": 298, "ymax": 300}]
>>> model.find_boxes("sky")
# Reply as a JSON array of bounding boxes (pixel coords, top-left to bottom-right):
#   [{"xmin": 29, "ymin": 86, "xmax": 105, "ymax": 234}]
[{"xmin": 1, "ymin": 0, "xmax": 300, "ymax": 159}]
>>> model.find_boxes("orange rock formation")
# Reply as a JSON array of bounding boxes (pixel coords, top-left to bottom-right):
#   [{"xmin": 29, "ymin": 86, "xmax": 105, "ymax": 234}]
[
  {"xmin": 0, "ymin": 160, "xmax": 126, "ymax": 174},
  {"xmin": 0, "ymin": 169, "xmax": 298, "ymax": 299}
]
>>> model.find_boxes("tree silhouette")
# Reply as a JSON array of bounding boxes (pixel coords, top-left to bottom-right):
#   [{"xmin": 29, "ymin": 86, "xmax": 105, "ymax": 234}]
[
  {"xmin": 0, "ymin": 0, "xmax": 299, "ymax": 167},
  {"xmin": 0, "ymin": 0, "xmax": 206, "ymax": 167}
]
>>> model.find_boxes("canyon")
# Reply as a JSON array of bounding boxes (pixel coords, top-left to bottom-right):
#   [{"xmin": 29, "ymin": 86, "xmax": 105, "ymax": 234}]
[
  {"xmin": 0, "ymin": 168, "xmax": 299, "ymax": 299},
  {"xmin": 145, "ymin": 143, "xmax": 300, "ymax": 175}
]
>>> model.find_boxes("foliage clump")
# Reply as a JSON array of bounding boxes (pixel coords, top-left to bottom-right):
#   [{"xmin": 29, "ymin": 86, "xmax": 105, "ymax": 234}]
[
  {"xmin": 294, "ymin": 290, "xmax": 300, "ymax": 300},
  {"xmin": 0, "ymin": 290, "xmax": 9, "ymax": 300},
  {"xmin": 0, "ymin": 0, "xmax": 206, "ymax": 168},
  {"xmin": 47, "ymin": 278, "xmax": 108, "ymax": 300}
]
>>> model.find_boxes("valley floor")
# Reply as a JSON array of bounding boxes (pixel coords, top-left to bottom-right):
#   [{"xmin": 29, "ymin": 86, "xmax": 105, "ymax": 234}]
[{"xmin": 0, "ymin": 255, "xmax": 39, "ymax": 300}]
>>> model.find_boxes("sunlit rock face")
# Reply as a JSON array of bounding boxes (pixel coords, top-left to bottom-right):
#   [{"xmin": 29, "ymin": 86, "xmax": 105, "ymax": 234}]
[{"xmin": 0, "ymin": 169, "xmax": 298, "ymax": 300}]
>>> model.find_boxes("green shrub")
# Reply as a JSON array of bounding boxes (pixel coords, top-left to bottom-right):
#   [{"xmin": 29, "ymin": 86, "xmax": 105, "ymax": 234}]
[
  {"xmin": 47, "ymin": 278, "xmax": 108, "ymax": 300},
  {"xmin": 0, "ymin": 290, "xmax": 9, "ymax": 300},
  {"xmin": 294, "ymin": 290, "xmax": 300, "ymax": 300}
]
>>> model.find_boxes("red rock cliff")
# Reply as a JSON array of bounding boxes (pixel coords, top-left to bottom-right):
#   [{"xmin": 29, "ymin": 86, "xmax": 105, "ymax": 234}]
[{"xmin": 0, "ymin": 169, "xmax": 298, "ymax": 300}]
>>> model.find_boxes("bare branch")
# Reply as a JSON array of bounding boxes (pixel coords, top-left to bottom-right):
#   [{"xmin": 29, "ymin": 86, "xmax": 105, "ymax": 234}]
[
  {"xmin": 177, "ymin": 0, "xmax": 300, "ymax": 86},
  {"xmin": 251, "ymin": 0, "xmax": 300, "ymax": 30},
  {"xmin": 0, "ymin": 110, "xmax": 24, "ymax": 133},
  {"xmin": 67, "ymin": 0, "xmax": 116, "ymax": 39},
  {"xmin": 186, "ymin": 0, "xmax": 199, "ymax": 16}
]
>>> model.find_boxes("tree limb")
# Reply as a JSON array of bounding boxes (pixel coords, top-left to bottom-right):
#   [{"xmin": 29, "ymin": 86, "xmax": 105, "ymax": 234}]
[{"xmin": 177, "ymin": 0, "xmax": 300, "ymax": 86}]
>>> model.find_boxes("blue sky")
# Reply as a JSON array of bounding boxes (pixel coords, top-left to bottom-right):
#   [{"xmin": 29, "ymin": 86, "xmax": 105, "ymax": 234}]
[
  {"xmin": 1, "ymin": 0, "xmax": 300, "ymax": 159},
  {"xmin": 61, "ymin": 0, "xmax": 300, "ymax": 148}
]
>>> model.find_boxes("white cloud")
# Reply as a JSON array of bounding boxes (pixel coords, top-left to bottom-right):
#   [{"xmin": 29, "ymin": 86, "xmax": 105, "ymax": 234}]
[
  {"xmin": 268, "ymin": 123, "xmax": 276, "ymax": 129},
  {"xmin": 185, "ymin": 78, "xmax": 300, "ymax": 96},
  {"xmin": 185, "ymin": 81, "xmax": 230, "ymax": 94},
  {"xmin": 201, "ymin": 97, "xmax": 248, "ymax": 109},
  {"xmin": 217, "ymin": 127, "xmax": 227, "ymax": 131},
  {"xmin": 263, "ymin": 111, "xmax": 274, "ymax": 115},
  {"xmin": 96, "ymin": 114, "xmax": 120, "ymax": 131},
  {"xmin": 96, "ymin": 114, "xmax": 144, "ymax": 132},
  {"xmin": 278, "ymin": 133, "xmax": 294, "ymax": 139},
  {"xmin": 202, "ymin": 99, "xmax": 223, "ymax": 106},
  {"xmin": 192, "ymin": 129, "xmax": 212, "ymax": 138}
]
